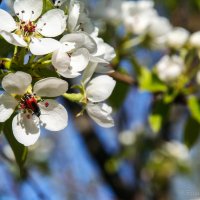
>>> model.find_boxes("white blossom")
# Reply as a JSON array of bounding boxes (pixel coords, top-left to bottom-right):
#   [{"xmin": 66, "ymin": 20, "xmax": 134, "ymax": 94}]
[
  {"xmin": 0, "ymin": 71, "xmax": 68, "ymax": 146},
  {"xmin": 67, "ymin": 0, "xmax": 94, "ymax": 33},
  {"xmin": 52, "ymin": 32, "xmax": 98, "ymax": 78},
  {"xmin": 156, "ymin": 55, "xmax": 184, "ymax": 83},
  {"xmin": 92, "ymin": 0, "xmax": 122, "ymax": 23},
  {"xmin": 189, "ymin": 31, "xmax": 200, "ymax": 48},
  {"xmin": 166, "ymin": 27, "xmax": 190, "ymax": 49},
  {"xmin": 84, "ymin": 75, "xmax": 116, "ymax": 127},
  {"xmin": 147, "ymin": 16, "xmax": 172, "ymax": 49},
  {"xmin": 122, "ymin": 0, "xmax": 157, "ymax": 34},
  {"xmin": 0, "ymin": 0, "xmax": 67, "ymax": 55}
]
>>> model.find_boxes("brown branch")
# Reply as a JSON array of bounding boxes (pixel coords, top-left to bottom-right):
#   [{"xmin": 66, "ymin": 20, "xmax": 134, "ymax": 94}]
[{"xmin": 109, "ymin": 71, "xmax": 137, "ymax": 86}]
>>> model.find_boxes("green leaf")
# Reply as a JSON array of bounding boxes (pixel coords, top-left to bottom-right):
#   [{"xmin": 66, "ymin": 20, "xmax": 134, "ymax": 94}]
[
  {"xmin": 0, "ymin": 123, "xmax": 4, "ymax": 133},
  {"xmin": 109, "ymin": 68, "xmax": 130, "ymax": 109},
  {"xmin": 148, "ymin": 100, "xmax": 170, "ymax": 133},
  {"xmin": 187, "ymin": 96, "xmax": 200, "ymax": 123},
  {"xmin": 138, "ymin": 67, "xmax": 167, "ymax": 92},
  {"xmin": 0, "ymin": 36, "xmax": 14, "ymax": 57},
  {"xmin": 43, "ymin": 0, "xmax": 54, "ymax": 13},
  {"xmin": 184, "ymin": 116, "xmax": 200, "ymax": 148},
  {"xmin": 3, "ymin": 115, "xmax": 28, "ymax": 171}
]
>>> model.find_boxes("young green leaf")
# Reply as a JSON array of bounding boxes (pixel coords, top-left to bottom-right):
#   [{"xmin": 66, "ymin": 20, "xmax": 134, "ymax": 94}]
[
  {"xmin": 3, "ymin": 115, "xmax": 28, "ymax": 172},
  {"xmin": 148, "ymin": 100, "xmax": 170, "ymax": 133},
  {"xmin": 184, "ymin": 116, "xmax": 200, "ymax": 148},
  {"xmin": 187, "ymin": 96, "xmax": 200, "ymax": 123}
]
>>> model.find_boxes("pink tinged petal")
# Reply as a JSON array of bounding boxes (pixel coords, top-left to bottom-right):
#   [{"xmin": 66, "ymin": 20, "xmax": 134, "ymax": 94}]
[
  {"xmin": 0, "ymin": 93, "xmax": 18, "ymax": 122},
  {"xmin": 60, "ymin": 32, "xmax": 97, "ymax": 54},
  {"xmin": 29, "ymin": 38, "xmax": 61, "ymax": 55},
  {"xmin": 39, "ymin": 99, "xmax": 68, "ymax": 131},
  {"xmin": 0, "ymin": 9, "xmax": 17, "ymax": 32},
  {"xmin": 86, "ymin": 103, "xmax": 114, "ymax": 128},
  {"xmin": 86, "ymin": 75, "xmax": 116, "ymax": 102},
  {"xmin": 12, "ymin": 113, "xmax": 40, "ymax": 146},
  {"xmin": 68, "ymin": 1, "xmax": 80, "ymax": 32},
  {"xmin": 70, "ymin": 48, "xmax": 89, "ymax": 72},
  {"xmin": 2, "ymin": 71, "xmax": 32, "ymax": 95},
  {"xmin": 0, "ymin": 31, "xmax": 27, "ymax": 47},
  {"xmin": 14, "ymin": 0, "xmax": 43, "ymax": 22},
  {"xmin": 33, "ymin": 77, "xmax": 68, "ymax": 97},
  {"xmin": 37, "ymin": 9, "xmax": 67, "ymax": 37},
  {"xmin": 52, "ymin": 49, "xmax": 71, "ymax": 72}
]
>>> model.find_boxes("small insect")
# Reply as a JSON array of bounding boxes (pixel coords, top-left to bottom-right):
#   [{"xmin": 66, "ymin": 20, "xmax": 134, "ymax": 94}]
[{"xmin": 20, "ymin": 94, "xmax": 41, "ymax": 117}]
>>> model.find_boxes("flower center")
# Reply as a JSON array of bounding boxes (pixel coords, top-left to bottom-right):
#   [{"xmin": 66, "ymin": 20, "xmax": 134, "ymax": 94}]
[
  {"xmin": 20, "ymin": 93, "xmax": 41, "ymax": 117},
  {"xmin": 19, "ymin": 93, "xmax": 50, "ymax": 118},
  {"xmin": 22, "ymin": 21, "xmax": 36, "ymax": 34},
  {"xmin": 18, "ymin": 21, "xmax": 37, "ymax": 39}
]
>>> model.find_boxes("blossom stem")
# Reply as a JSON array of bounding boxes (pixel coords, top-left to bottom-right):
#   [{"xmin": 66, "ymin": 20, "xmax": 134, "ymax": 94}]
[
  {"xmin": 37, "ymin": 54, "xmax": 52, "ymax": 64},
  {"xmin": 63, "ymin": 93, "xmax": 83, "ymax": 102},
  {"xmin": 122, "ymin": 35, "xmax": 144, "ymax": 50}
]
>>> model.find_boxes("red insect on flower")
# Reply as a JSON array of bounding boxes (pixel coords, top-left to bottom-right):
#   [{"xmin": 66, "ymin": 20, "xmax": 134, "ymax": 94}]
[{"xmin": 20, "ymin": 94, "xmax": 41, "ymax": 117}]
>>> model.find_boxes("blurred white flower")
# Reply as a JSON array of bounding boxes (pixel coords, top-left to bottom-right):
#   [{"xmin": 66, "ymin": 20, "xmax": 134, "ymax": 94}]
[
  {"xmin": 92, "ymin": 0, "xmax": 122, "ymax": 23},
  {"xmin": 0, "ymin": 0, "xmax": 67, "ymax": 55},
  {"xmin": 189, "ymin": 31, "xmax": 200, "ymax": 48},
  {"xmin": 148, "ymin": 16, "xmax": 172, "ymax": 49},
  {"xmin": 0, "ymin": 71, "xmax": 68, "ymax": 146},
  {"xmin": 119, "ymin": 130, "xmax": 136, "ymax": 146},
  {"xmin": 166, "ymin": 27, "xmax": 190, "ymax": 49},
  {"xmin": 85, "ymin": 75, "xmax": 116, "ymax": 127},
  {"xmin": 164, "ymin": 141, "xmax": 189, "ymax": 161},
  {"xmin": 196, "ymin": 70, "xmax": 200, "ymax": 85},
  {"xmin": 122, "ymin": 0, "xmax": 157, "ymax": 34},
  {"xmin": 156, "ymin": 55, "xmax": 184, "ymax": 83}
]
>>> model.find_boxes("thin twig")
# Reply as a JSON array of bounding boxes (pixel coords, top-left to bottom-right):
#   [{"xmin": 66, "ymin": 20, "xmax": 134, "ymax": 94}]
[{"xmin": 109, "ymin": 71, "xmax": 137, "ymax": 85}]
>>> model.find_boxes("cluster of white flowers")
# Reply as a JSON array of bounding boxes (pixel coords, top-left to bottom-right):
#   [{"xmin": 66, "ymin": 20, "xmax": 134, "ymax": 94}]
[
  {"xmin": 91, "ymin": 0, "xmax": 200, "ymax": 85},
  {"xmin": 120, "ymin": 0, "xmax": 200, "ymax": 84},
  {"xmin": 0, "ymin": 0, "xmax": 116, "ymax": 146}
]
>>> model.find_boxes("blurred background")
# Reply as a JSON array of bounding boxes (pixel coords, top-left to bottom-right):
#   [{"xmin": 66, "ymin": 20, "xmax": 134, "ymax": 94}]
[{"xmin": 1, "ymin": 0, "xmax": 200, "ymax": 200}]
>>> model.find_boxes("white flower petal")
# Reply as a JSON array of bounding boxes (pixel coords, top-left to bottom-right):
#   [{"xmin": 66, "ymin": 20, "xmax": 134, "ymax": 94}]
[
  {"xmin": 86, "ymin": 75, "xmax": 116, "ymax": 102},
  {"xmin": 90, "ymin": 55, "xmax": 109, "ymax": 64},
  {"xmin": 95, "ymin": 64, "xmax": 114, "ymax": 74},
  {"xmin": 57, "ymin": 69, "xmax": 81, "ymax": 78},
  {"xmin": 86, "ymin": 103, "xmax": 114, "ymax": 128},
  {"xmin": 0, "ymin": 9, "xmax": 17, "ymax": 32},
  {"xmin": 0, "ymin": 93, "xmax": 18, "ymax": 122},
  {"xmin": 92, "ymin": 37, "xmax": 116, "ymax": 62},
  {"xmin": 2, "ymin": 71, "xmax": 32, "ymax": 95},
  {"xmin": 60, "ymin": 32, "xmax": 97, "ymax": 54},
  {"xmin": 82, "ymin": 62, "xmax": 98, "ymax": 85},
  {"xmin": 52, "ymin": 49, "xmax": 71, "ymax": 72},
  {"xmin": 14, "ymin": 0, "xmax": 43, "ymax": 22},
  {"xmin": 29, "ymin": 38, "xmax": 61, "ymax": 55},
  {"xmin": 33, "ymin": 77, "xmax": 68, "ymax": 97},
  {"xmin": 12, "ymin": 113, "xmax": 40, "ymax": 146},
  {"xmin": 39, "ymin": 99, "xmax": 68, "ymax": 131},
  {"xmin": 189, "ymin": 31, "xmax": 200, "ymax": 48},
  {"xmin": 37, "ymin": 9, "xmax": 67, "ymax": 37},
  {"xmin": 70, "ymin": 48, "xmax": 89, "ymax": 72},
  {"xmin": 60, "ymin": 42, "xmax": 76, "ymax": 52},
  {"xmin": 166, "ymin": 27, "xmax": 189, "ymax": 49},
  {"xmin": 0, "ymin": 31, "xmax": 27, "ymax": 47},
  {"xmin": 68, "ymin": 1, "xmax": 80, "ymax": 32}
]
